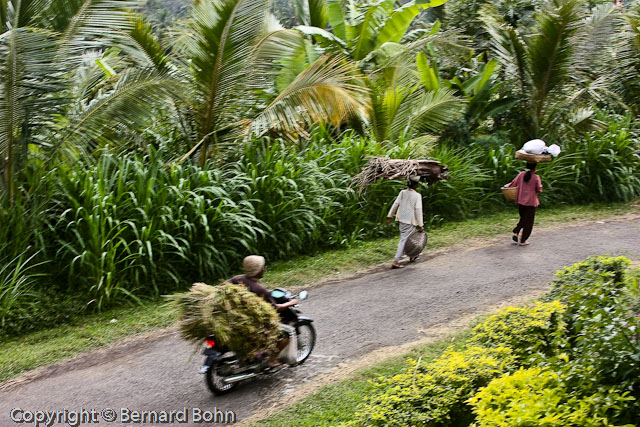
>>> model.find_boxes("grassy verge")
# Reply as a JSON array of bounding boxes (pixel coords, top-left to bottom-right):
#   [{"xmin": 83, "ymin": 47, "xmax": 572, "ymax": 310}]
[
  {"xmin": 0, "ymin": 201, "xmax": 637, "ymax": 383},
  {"xmin": 0, "ymin": 303, "xmax": 178, "ymax": 383}
]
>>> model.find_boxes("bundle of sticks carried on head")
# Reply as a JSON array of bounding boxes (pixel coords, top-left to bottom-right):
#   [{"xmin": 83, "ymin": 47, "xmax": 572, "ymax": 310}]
[{"xmin": 351, "ymin": 157, "xmax": 449, "ymax": 193}]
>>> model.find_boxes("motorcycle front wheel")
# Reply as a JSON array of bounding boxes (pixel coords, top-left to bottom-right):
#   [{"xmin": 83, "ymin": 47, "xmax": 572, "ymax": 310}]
[
  {"xmin": 205, "ymin": 362, "xmax": 237, "ymax": 395},
  {"xmin": 295, "ymin": 323, "xmax": 316, "ymax": 365}
]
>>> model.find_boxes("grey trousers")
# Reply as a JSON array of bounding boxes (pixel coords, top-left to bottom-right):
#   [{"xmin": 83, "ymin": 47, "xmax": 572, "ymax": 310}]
[{"xmin": 395, "ymin": 222, "xmax": 415, "ymax": 261}]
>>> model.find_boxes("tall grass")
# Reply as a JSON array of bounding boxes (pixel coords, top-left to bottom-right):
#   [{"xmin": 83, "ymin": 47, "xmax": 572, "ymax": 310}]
[
  {"xmin": 0, "ymin": 116, "xmax": 638, "ymax": 335},
  {"xmin": 0, "ymin": 251, "xmax": 44, "ymax": 327}
]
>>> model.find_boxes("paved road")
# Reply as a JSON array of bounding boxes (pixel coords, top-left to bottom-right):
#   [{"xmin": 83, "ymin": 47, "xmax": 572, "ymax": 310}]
[{"xmin": 2, "ymin": 216, "xmax": 639, "ymax": 426}]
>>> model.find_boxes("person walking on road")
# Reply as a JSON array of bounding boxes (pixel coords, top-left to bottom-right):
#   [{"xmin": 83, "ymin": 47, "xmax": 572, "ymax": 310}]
[
  {"xmin": 386, "ymin": 176, "xmax": 424, "ymax": 269},
  {"xmin": 505, "ymin": 162, "xmax": 542, "ymax": 246}
]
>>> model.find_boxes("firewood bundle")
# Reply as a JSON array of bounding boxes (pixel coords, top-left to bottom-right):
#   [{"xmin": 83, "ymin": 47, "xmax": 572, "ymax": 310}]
[{"xmin": 351, "ymin": 157, "xmax": 449, "ymax": 193}]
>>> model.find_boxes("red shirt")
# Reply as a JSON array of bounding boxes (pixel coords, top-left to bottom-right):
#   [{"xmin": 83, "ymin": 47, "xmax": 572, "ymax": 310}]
[{"xmin": 507, "ymin": 171, "xmax": 542, "ymax": 207}]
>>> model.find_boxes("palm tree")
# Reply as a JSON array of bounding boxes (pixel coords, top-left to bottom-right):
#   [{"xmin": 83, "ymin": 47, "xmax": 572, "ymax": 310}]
[
  {"xmin": 611, "ymin": 3, "xmax": 640, "ymax": 115},
  {"xmin": 125, "ymin": 0, "xmax": 370, "ymax": 166},
  {"xmin": 481, "ymin": 0, "xmax": 624, "ymax": 142},
  {"xmin": 0, "ymin": 0, "xmax": 180, "ymax": 201},
  {"xmin": 287, "ymin": 0, "xmax": 469, "ymax": 143},
  {"xmin": 414, "ymin": 54, "xmax": 517, "ymax": 144}
]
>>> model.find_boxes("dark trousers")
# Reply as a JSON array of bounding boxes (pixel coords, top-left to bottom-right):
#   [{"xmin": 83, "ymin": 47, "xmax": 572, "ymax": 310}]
[{"xmin": 513, "ymin": 204, "xmax": 536, "ymax": 243}]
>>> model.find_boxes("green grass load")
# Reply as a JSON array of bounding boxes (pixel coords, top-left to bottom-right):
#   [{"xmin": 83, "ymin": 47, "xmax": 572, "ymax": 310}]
[{"xmin": 170, "ymin": 282, "xmax": 281, "ymax": 359}]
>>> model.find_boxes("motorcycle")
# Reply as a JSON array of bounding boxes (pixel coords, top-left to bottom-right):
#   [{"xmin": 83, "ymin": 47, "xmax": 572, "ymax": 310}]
[{"xmin": 199, "ymin": 288, "xmax": 315, "ymax": 395}]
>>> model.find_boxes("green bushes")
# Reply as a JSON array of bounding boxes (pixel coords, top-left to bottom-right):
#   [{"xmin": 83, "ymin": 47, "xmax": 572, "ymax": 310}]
[
  {"xmin": 346, "ymin": 347, "xmax": 517, "ymax": 427},
  {"xmin": 0, "ymin": 135, "xmax": 420, "ymax": 333},
  {"xmin": 0, "ymin": 252, "xmax": 43, "ymax": 328},
  {"xmin": 48, "ymin": 153, "xmax": 264, "ymax": 308},
  {"xmin": 470, "ymin": 366, "xmax": 635, "ymax": 427},
  {"xmin": 468, "ymin": 301, "xmax": 567, "ymax": 364},
  {"xmin": 474, "ymin": 113, "xmax": 640, "ymax": 207},
  {"xmin": 542, "ymin": 256, "xmax": 640, "ymax": 421},
  {"xmin": 344, "ymin": 257, "xmax": 640, "ymax": 426}
]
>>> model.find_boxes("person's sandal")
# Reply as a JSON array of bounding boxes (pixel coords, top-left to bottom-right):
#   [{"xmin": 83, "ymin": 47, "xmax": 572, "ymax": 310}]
[
  {"xmin": 519, "ymin": 241, "xmax": 529, "ymax": 246},
  {"xmin": 512, "ymin": 234, "xmax": 518, "ymax": 243},
  {"xmin": 391, "ymin": 262, "xmax": 404, "ymax": 269}
]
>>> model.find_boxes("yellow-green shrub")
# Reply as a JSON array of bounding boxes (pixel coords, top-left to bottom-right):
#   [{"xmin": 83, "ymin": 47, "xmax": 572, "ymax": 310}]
[
  {"xmin": 470, "ymin": 366, "xmax": 635, "ymax": 427},
  {"xmin": 547, "ymin": 256, "xmax": 631, "ymax": 302},
  {"xmin": 345, "ymin": 346, "xmax": 517, "ymax": 427},
  {"xmin": 468, "ymin": 301, "xmax": 567, "ymax": 364}
]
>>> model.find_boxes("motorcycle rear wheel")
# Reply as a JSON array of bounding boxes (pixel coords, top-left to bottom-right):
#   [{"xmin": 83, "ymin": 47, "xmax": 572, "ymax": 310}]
[
  {"xmin": 295, "ymin": 323, "xmax": 316, "ymax": 365},
  {"xmin": 205, "ymin": 362, "xmax": 238, "ymax": 395}
]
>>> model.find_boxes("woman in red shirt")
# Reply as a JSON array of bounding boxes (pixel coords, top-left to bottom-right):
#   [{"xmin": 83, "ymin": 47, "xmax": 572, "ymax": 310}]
[{"xmin": 506, "ymin": 162, "xmax": 542, "ymax": 246}]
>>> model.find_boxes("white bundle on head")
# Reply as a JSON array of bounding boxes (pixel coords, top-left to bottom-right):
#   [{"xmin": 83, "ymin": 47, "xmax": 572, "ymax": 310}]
[
  {"xmin": 547, "ymin": 144, "xmax": 561, "ymax": 157},
  {"xmin": 522, "ymin": 139, "xmax": 546, "ymax": 154}
]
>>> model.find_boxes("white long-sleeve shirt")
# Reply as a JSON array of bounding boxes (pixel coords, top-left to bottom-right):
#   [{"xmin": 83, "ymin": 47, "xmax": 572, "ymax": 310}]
[{"xmin": 387, "ymin": 189, "xmax": 423, "ymax": 227}]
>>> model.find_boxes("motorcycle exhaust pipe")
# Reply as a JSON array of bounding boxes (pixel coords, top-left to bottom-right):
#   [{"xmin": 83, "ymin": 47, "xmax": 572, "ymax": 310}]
[{"xmin": 224, "ymin": 372, "xmax": 259, "ymax": 383}]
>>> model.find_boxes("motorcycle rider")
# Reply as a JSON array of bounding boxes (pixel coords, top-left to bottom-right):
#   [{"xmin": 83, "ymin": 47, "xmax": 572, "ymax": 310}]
[{"xmin": 228, "ymin": 255, "xmax": 298, "ymax": 368}]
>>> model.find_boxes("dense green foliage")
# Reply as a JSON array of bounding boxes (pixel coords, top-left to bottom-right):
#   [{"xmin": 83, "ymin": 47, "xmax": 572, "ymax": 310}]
[
  {"xmin": 1, "ymin": 116, "xmax": 640, "ymax": 335},
  {"xmin": 1, "ymin": 0, "xmax": 640, "ymax": 339},
  {"xmin": 470, "ymin": 366, "xmax": 635, "ymax": 426},
  {"xmin": 342, "ymin": 257, "xmax": 640, "ymax": 426}
]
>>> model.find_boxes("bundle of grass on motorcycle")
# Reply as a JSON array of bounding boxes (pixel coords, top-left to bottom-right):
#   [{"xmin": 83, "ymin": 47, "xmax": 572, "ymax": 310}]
[{"xmin": 169, "ymin": 282, "xmax": 315, "ymax": 394}]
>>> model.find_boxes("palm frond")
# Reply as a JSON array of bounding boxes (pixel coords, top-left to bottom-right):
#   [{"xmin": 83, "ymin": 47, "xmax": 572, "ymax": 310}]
[
  {"xmin": 609, "ymin": 11, "xmax": 640, "ymax": 109},
  {"xmin": 351, "ymin": 0, "xmax": 394, "ymax": 61},
  {"xmin": 389, "ymin": 27, "xmax": 473, "ymax": 70},
  {"xmin": 121, "ymin": 16, "xmax": 169, "ymax": 71},
  {"xmin": 392, "ymin": 88, "xmax": 465, "ymax": 139},
  {"xmin": 255, "ymin": 26, "xmax": 308, "ymax": 70},
  {"xmin": 185, "ymin": 0, "xmax": 272, "ymax": 158},
  {"xmin": 1, "ymin": 0, "xmax": 7, "ymax": 32},
  {"xmin": 0, "ymin": 28, "xmax": 66, "ymax": 155},
  {"xmin": 254, "ymin": 22, "xmax": 321, "ymax": 93},
  {"xmin": 249, "ymin": 55, "xmax": 369, "ymax": 136},
  {"xmin": 372, "ymin": 83, "xmax": 415, "ymax": 141},
  {"xmin": 480, "ymin": 4, "xmax": 530, "ymax": 96},
  {"xmin": 528, "ymin": 0, "xmax": 581, "ymax": 118},
  {"xmin": 47, "ymin": 0, "xmax": 141, "ymax": 49},
  {"xmin": 52, "ymin": 69, "xmax": 183, "ymax": 157},
  {"xmin": 295, "ymin": 0, "xmax": 328, "ymax": 28},
  {"xmin": 571, "ymin": 3, "xmax": 622, "ymax": 78},
  {"xmin": 3, "ymin": 0, "xmax": 47, "ymax": 29},
  {"xmin": 294, "ymin": 24, "xmax": 349, "ymax": 54}
]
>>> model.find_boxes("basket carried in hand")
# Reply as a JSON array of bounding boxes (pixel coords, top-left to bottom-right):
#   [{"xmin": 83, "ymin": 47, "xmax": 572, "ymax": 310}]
[
  {"xmin": 501, "ymin": 186, "xmax": 518, "ymax": 201},
  {"xmin": 405, "ymin": 230, "xmax": 427, "ymax": 258},
  {"xmin": 515, "ymin": 150, "xmax": 552, "ymax": 163}
]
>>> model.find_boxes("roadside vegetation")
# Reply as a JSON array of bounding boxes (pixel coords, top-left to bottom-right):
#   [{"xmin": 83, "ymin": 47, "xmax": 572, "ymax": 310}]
[
  {"xmin": 1, "ymin": 123, "xmax": 639, "ymax": 339},
  {"xmin": 254, "ymin": 256, "xmax": 640, "ymax": 426},
  {"xmin": 1, "ymin": 0, "xmax": 640, "ymax": 382},
  {"xmin": 0, "ymin": 202, "xmax": 636, "ymax": 383}
]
